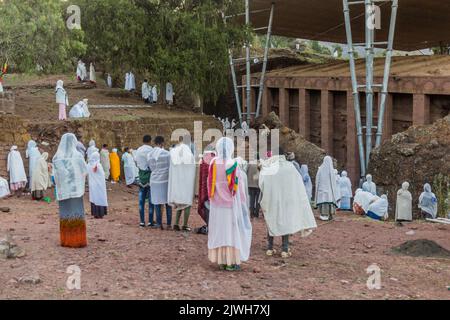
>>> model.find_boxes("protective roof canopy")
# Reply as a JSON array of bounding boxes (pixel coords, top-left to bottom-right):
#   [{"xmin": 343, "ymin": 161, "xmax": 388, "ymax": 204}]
[{"xmin": 246, "ymin": 0, "xmax": 450, "ymax": 51}]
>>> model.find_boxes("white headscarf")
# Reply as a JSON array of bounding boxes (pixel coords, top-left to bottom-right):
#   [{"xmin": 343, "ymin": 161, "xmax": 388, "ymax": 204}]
[
  {"xmin": 419, "ymin": 183, "xmax": 437, "ymax": 218},
  {"xmin": 315, "ymin": 156, "xmax": 340, "ymax": 205},
  {"xmin": 55, "ymin": 80, "xmax": 64, "ymax": 92},
  {"xmin": 52, "ymin": 133, "xmax": 88, "ymax": 201},
  {"xmin": 363, "ymin": 174, "xmax": 377, "ymax": 195},
  {"xmin": 215, "ymin": 137, "xmax": 234, "ymax": 168}
]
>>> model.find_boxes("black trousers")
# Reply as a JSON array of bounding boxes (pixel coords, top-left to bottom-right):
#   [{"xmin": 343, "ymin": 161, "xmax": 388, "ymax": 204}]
[{"xmin": 249, "ymin": 187, "xmax": 261, "ymax": 218}]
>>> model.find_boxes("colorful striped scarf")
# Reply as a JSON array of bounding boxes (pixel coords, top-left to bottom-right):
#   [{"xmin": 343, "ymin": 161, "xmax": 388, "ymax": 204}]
[{"xmin": 208, "ymin": 159, "xmax": 239, "ymax": 199}]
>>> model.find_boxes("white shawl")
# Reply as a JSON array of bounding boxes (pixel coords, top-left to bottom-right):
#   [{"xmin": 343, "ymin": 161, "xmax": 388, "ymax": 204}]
[
  {"xmin": 122, "ymin": 152, "xmax": 138, "ymax": 185},
  {"xmin": 418, "ymin": 183, "xmax": 438, "ymax": 219},
  {"xmin": 368, "ymin": 195, "xmax": 389, "ymax": 219},
  {"xmin": 52, "ymin": 133, "xmax": 87, "ymax": 201},
  {"xmin": 168, "ymin": 143, "xmax": 196, "ymax": 210},
  {"xmin": 315, "ymin": 156, "xmax": 340, "ymax": 205},
  {"xmin": 395, "ymin": 182, "xmax": 413, "ymax": 221},
  {"xmin": 88, "ymin": 152, "xmax": 108, "ymax": 207},
  {"xmin": 0, "ymin": 177, "xmax": 10, "ymax": 198},
  {"xmin": 7, "ymin": 146, "xmax": 27, "ymax": 184},
  {"xmin": 260, "ymin": 155, "xmax": 317, "ymax": 237},
  {"xmin": 31, "ymin": 152, "xmax": 51, "ymax": 192},
  {"xmin": 339, "ymin": 170, "xmax": 353, "ymax": 198}
]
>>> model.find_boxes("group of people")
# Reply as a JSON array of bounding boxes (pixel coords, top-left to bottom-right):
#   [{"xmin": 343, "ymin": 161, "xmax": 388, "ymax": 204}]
[
  {"xmin": 141, "ymin": 80, "xmax": 175, "ymax": 105},
  {"xmin": 313, "ymin": 156, "xmax": 439, "ymax": 223},
  {"xmin": 55, "ymin": 80, "xmax": 91, "ymax": 121},
  {"xmin": 76, "ymin": 60, "xmax": 96, "ymax": 84}
]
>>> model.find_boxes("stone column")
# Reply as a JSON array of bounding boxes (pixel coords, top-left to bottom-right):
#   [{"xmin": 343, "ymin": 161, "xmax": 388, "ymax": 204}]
[
  {"xmin": 413, "ymin": 94, "xmax": 430, "ymax": 125},
  {"xmin": 298, "ymin": 88, "xmax": 310, "ymax": 140},
  {"xmin": 321, "ymin": 90, "xmax": 333, "ymax": 155},
  {"xmin": 279, "ymin": 88, "xmax": 289, "ymax": 125}
]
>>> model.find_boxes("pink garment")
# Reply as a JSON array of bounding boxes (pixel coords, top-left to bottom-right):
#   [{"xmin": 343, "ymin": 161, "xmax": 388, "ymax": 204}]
[
  {"xmin": 208, "ymin": 159, "xmax": 234, "ymax": 208},
  {"xmin": 58, "ymin": 103, "xmax": 67, "ymax": 120}
]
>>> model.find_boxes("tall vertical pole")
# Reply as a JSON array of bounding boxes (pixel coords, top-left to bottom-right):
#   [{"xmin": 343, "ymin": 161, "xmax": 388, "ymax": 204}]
[
  {"xmin": 375, "ymin": 0, "xmax": 398, "ymax": 147},
  {"xmin": 255, "ymin": 3, "xmax": 275, "ymax": 119},
  {"xmin": 365, "ymin": 0, "xmax": 375, "ymax": 169},
  {"xmin": 228, "ymin": 49, "xmax": 244, "ymax": 124},
  {"xmin": 343, "ymin": 0, "xmax": 366, "ymax": 178},
  {"xmin": 245, "ymin": 0, "xmax": 252, "ymax": 123}
]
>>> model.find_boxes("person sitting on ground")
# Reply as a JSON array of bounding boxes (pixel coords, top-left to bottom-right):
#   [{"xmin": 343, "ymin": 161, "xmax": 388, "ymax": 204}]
[
  {"xmin": 395, "ymin": 181, "xmax": 413, "ymax": 223},
  {"xmin": 69, "ymin": 99, "xmax": 90, "ymax": 119},
  {"xmin": 362, "ymin": 174, "xmax": 377, "ymax": 195},
  {"xmin": 148, "ymin": 136, "xmax": 172, "ymax": 229},
  {"xmin": 109, "ymin": 148, "xmax": 121, "ymax": 184},
  {"xmin": 418, "ymin": 183, "xmax": 438, "ymax": 219},
  {"xmin": 259, "ymin": 147, "xmax": 317, "ymax": 259},
  {"xmin": 353, "ymin": 187, "xmax": 378, "ymax": 215},
  {"xmin": 366, "ymin": 195, "xmax": 389, "ymax": 221},
  {"xmin": 339, "ymin": 171, "xmax": 353, "ymax": 211},
  {"xmin": 168, "ymin": 135, "xmax": 196, "ymax": 232},
  {"xmin": 0, "ymin": 176, "xmax": 10, "ymax": 199}
]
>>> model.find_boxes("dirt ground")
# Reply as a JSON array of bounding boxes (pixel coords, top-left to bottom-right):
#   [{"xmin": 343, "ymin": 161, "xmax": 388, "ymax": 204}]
[{"xmin": 0, "ymin": 182, "xmax": 449, "ymax": 300}]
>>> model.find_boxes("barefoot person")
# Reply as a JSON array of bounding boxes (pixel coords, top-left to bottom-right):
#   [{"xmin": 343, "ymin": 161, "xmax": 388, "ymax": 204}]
[
  {"xmin": 88, "ymin": 152, "xmax": 108, "ymax": 219},
  {"xmin": 53, "ymin": 133, "xmax": 88, "ymax": 248},
  {"xmin": 168, "ymin": 135, "xmax": 196, "ymax": 232},
  {"xmin": 148, "ymin": 136, "xmax": 172, "ymax": 229},
  {"xmin": 7, "ymin": 146, "xmax": 27, "ymax": 196},
  {"xmin": 259, "ymin": 148, "xmax": 317, "ymax": 258},
  {"xmin": 207, "ymin": 137, "xmax": 252, "ymax": 271}
]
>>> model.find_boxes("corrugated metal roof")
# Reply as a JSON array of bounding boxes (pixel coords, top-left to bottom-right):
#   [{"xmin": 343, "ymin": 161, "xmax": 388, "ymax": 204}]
[{"xmin": 242, "ymin": 0, "xmax": 450, "ymax": 51}]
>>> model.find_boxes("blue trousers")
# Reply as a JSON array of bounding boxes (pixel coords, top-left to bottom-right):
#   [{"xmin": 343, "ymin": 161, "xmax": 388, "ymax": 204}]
[
  {"xmin": 139, "ymin": 186, "xmax": 155, "ymax": 224},
  {"xmin": 155, "ymin": 204, "xmax": 172, "ymax": 227}
]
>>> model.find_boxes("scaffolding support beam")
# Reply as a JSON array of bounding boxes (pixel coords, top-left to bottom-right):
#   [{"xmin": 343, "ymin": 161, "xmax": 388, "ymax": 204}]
[
  {"xmin": 255, "ymin": 3, "xmax": 275, "ymax": 119},
  {"xmin": 365, "ymin": 0, "xmax": 375, "ymax": 169},
  {"xmin": 245, "ymin": 0, "xmax": 252, "ymax": 122},
  {"xmin": 343, "ymin": 0, "xmax": 366, "ymax": 178},
  {"xmin": 375, "ymin": 0, "xmax": 398, "ymax": 147}
]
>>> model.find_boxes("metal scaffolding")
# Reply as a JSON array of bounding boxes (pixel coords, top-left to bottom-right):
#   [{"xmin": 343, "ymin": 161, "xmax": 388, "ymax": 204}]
[
  {"xmin": 224, "ymin": 1, "xmax": 275, "ymax": 124},
  {"xmin": 342, "ymin": 0, "xmax": 398, "ymax": 177}
]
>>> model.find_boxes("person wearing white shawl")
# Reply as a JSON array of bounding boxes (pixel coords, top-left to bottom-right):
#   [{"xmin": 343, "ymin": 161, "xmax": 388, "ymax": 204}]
[
  {"xmin": 0, "ymin": 176, "xmax": 10, "ymax": 198},
  {"xmin": 168, "ymin": 136, "xmax": 196, "ymax": 231},
  {"xmin": 76, "ymin": 60, "xmax": 87, "ymax": 82},
  {"xmin": 141, "ymin": 79, "xmax": 151, "ymax": 103},
  {"xmin": 89, "ymin": 63, "xmax": 96, "ymax": 84},
  {"xmin": 418, "ymin": 183, "xmax": 438, "ymax": 219},
  {"xmin": 88, "ymin": 151, "xmax": 108, "ymax": 219},
  {"xmin": 148, "ymin": 136, "xmax": 172, "ymax": 229},
  {"xmin": 136, "ymin": 135, "xmax": 154, "ymax": 227},
  {"xmin": 338, "ymin": 171, "xmax": 353, "ymax": 211},
  {"xmin": 259, "ymin": 150, "xmax": 317, "ymax": 258},
  {"xmin": 362, "ymin": 174, "xmax": 377, "ymax": 195},
  {"xmin": 300, "ymin": 165, "xmax": 313, "ymax": 201},
  {"xmin": 152, "ymin": 85, "xmax": 158, "ymax": 104},
  {"xmin": 53, "ymin": 133, "xmax": 88, "ymax": 248},
  {"xmin": 7, "ymin": 146, "xmax": 27, "ymax": 193},
  {"xmin": 55, "ymin": 80, "xmax": 69, "ymax": 121},
  {"xmin": 224, "ymin": 118, "xmax": 231, "ymax": 131},
  {"xmin": 106, "ymin": 73, "xmax": 112, "ymax": 88},
  {"xmin": 86, "ymin": 140, "xmax": 98, "ymax": 161},
  {"xmin": 367, "ymin": 195, "xmax": 389, "ymax": 221},
  {"xmin": 26, "ymin": 140, "xmax": 41, "ymax": 188},
  {"xmin": 165, "ymin": 82, "xmax": 174, "ymax": 105},
  {"xmin": 207, "ymin": 137, "xmax": 252, "ymax": 271},
  {"xmin": 395, "ymin": 181, "xmax": 413, "ymax": 222},
  {"xmin": 122, "ymin": 148, "xmax": 138, "ymax": 186},
  {"xmin": 315, "ymin": 156, "xmax": 340, "ymax": 221},
  {"xmin": 124, "ymin": 73, "xmax": 130, "ymax": 91},
  {"xmin": 353, "ymin": 186, "xmax": 378, "ymax": 215},
  {"xmin": 334, "ymin": 169, "xmax": 342, "ymax": 206},
  {"xmin": 100, "ymin": 144, "xmax": 110, "ymax": 180},
  {"xmin": 129, "ymin": 72, "xmax": 136, "ymax": 91},
  {"xmin": 31, "ymin": 152, "xmax": 51, "ymax": 200},
  {"xmin": 81, "ymin": 98, "xmax": 91, "ymax": 117}
]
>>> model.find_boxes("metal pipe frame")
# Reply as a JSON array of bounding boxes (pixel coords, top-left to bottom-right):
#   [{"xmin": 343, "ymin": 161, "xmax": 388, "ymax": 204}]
[
  {"xmin": 343, "ymin": 0, "xmax": 366, "ymax": 178},
  {"xmin": 255, "ymin": 3, "xmax": 275, "ymax": 119},
  {"xmin": 228, "ymin": 49, "xmax": 244, "ymax": 123},
  {"xmin": 364, "ymin": 0, "xmax": 375, "ymax": 169},
  {"xmin": 245, "ymin": 0, "xmax": 252, "ymax": 123},
  {"xmin": 375, "ymin": 0, "xmax": 398, "ymax": 147}
]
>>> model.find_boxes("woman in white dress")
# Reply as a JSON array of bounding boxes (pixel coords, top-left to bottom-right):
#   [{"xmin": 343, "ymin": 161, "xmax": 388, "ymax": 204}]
[
  {"xmin": 395, "ymin": 181, "xmax": 413, "ymax": 222},
  {"xmin": 315, "ymin": 156, "xmax": 340, "ymax": 221}
]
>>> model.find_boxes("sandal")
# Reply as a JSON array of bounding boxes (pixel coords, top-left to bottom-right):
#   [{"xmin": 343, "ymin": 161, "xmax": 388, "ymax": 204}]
[
  {"xmin": 173, "ymin": 225, "xmax": 181, "ymax": 231},
  {"xmin": 182, "ymin": 226, "xmax": 192, "ymax": 232},
  {"xmin": 281, "ymin": 249, "xmax": 292, "ymax": 259},
  {"xmin": 266, "ymin": 249, "xmax": 277, "ymax": 257}
]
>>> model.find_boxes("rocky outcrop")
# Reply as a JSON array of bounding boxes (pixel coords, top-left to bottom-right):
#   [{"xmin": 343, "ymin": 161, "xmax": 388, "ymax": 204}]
[{"xmin": 369, "ymin": 115, "xmax": 450, "ymax": 218}]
